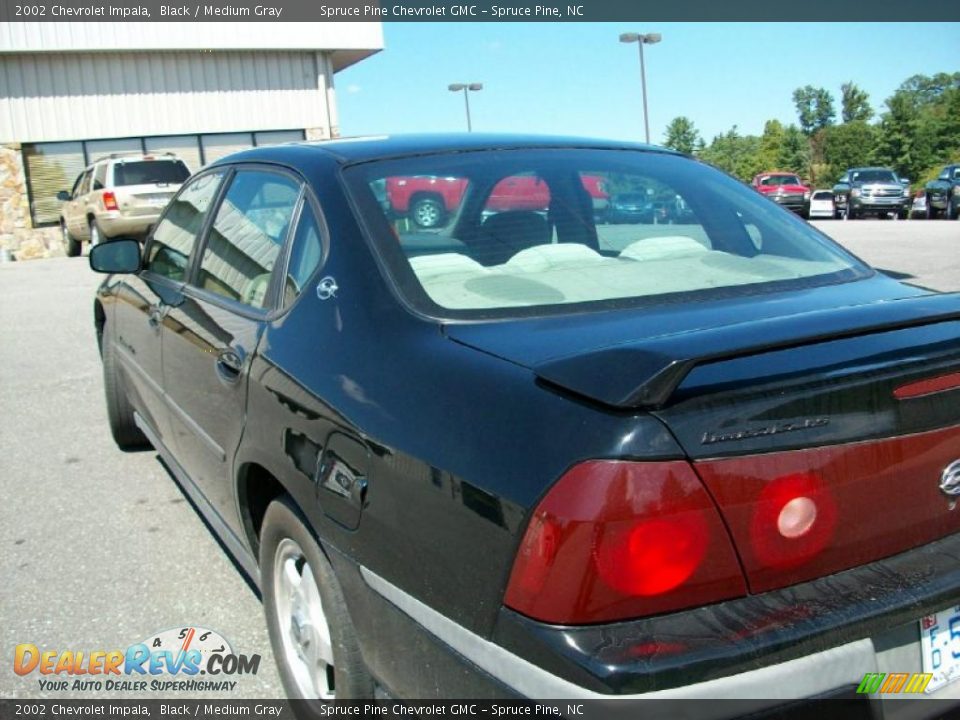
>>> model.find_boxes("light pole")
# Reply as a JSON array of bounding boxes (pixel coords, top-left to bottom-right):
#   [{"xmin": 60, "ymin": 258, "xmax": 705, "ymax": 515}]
[
  {"xmin": 619, "ymin": 32, "xmax": 661, "ymax": 144},
  {"xmin": 448, "ymin": 83, "xmax": 483, "ymax": 132}
]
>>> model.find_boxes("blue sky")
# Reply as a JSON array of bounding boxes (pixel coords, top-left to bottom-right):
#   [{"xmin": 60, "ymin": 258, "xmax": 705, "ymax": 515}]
[{"xmin": 336, "ymin": 22, "xmax": 960, "ymax": 145}]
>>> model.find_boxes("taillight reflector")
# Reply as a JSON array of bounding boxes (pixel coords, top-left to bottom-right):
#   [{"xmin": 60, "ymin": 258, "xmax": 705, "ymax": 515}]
[
  {"xmin": 504, "ymin": 460, "xmax": 747, "ymax": 625},
  {"xmin": 102, "ymin": 192, "xmax": 118, "ymax": 211}
]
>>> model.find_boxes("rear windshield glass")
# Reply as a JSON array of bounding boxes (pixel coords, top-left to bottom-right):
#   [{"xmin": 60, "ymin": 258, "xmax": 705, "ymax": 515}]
[
  {"xmin": 812, "ymin": 191, "xmax": 833, "ymax": 200},
  {"xmin": 113, "ymin": 160, "xmax": 190, "ymax": 187},
  {"xmin": 343, "ymin": 148, "xmax": 867, "ymax": 320}
]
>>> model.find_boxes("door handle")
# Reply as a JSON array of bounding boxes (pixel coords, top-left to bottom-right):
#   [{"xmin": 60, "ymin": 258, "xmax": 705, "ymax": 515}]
[{"xmin": 216, "ymin": 349, "xmax": 244, "ymax": 383}]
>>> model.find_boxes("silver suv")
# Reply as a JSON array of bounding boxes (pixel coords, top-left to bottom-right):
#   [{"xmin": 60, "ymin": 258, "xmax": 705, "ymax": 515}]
[{"xmin": 57, "ymin": 153, "xmax": 191, "ymax": 256}]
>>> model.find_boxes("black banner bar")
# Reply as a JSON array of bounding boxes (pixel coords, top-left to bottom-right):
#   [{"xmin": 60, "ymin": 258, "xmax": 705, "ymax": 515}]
[{"xmin": 0, "ymin": 0, "xmax": 957, "ymax": 22}]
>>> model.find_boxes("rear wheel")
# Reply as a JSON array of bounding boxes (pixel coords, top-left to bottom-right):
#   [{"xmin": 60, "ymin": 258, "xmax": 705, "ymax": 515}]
[
  {"xmin": 260, "ymin": 496, "xmax": 373, "ymax": 700},
  {"xmin": 926, "ymin": 199, "xmax": 938, "ymax": 220},
  {"xmin": 89, "ymin": 220, "xmax": 102, "ymax": 247},
  {"xmin": 62, "ymin": 221, "xmax": 81, "ymax": 257},
  {"xmin": 948, "ymin": 196, "xmax": 958, "ymax": 220},
  {"xmin": 102, "ymin": 332, "xmax": 150, "ymax": 450},
  {"xmin": 409, "ymin": 195, "xmax": 446, "ymax": 229}
]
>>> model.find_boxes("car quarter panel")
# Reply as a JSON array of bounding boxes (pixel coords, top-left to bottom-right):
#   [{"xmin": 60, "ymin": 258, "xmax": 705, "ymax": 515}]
[{"xmin": 233, "ymin": 155, "xmax": 684, "ymax": 646}]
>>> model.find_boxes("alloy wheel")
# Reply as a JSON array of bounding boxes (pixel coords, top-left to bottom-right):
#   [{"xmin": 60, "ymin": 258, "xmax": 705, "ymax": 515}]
[{"xmin": 272, "ymin": 538, "xmax": 336, "ymax": 699}]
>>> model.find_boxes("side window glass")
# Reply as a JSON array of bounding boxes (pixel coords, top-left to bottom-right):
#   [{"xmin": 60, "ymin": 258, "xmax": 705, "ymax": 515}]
[
  {"xmin": 283, "ymin": 201, "xmax": 324, "ymax": 308},
  {"xmin": 78, "ymin": 170, "xmax": 93, "ymax": 196},
  {"xmin": 93, "ymin": 164, "xmax": 107, "ymax": 190},
  {"xmin": 145, "ymin": 170, "xmax": 225, "ymax": 282},
  {"xmin": 198, "ymin": 170, "xmax": 300, "ymax": 310}
]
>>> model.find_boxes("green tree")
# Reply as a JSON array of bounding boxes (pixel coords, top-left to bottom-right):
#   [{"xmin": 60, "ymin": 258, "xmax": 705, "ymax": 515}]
[
  {"xmin": 873, "ymin": 73, "xmax": 960, "ymax": 181},
  {"xmin": 699, "ymin": 125, "xmax": 762, "ymax": 181},
  {"xmin": 821, "ymin": 121, "xmax": 878, "ymax": 185},
  {"xmin": 840, "ymin": 82, "xmax": 872, "ymax": 123},
  {"xmin": 793, "ymin": 86, "xmax": 836, "ymax": 136},
  {"xmin": 757, "ymin": 119, "xmax": 786, "ymax": 170},
  {"xmin": 777, "ymin": 124, "xmax": 811, "ymax": 178},
  {"xmin": 662, "ymin": 116, "xmax": 701, "ymax": 155}
]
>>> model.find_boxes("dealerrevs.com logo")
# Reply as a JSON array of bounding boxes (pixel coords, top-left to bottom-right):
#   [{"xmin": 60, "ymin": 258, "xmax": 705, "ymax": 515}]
[{"xmin": 13, "ymin": 626, "xmax": 261, "ymax": 692}]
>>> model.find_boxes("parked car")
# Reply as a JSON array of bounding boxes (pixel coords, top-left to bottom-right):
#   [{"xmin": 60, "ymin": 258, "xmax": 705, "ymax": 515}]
[
  {"xmin": 833, "ymin": 167, "xmax": 910, "ymax": 220},
  {"xmin": 606, "ymin": 191, "xmax": 654, "ymax": 224},
  {"xmin": 750, "ymin": 172, "xmax": 811, "ymax": 218},
  {"xmin": 89, "ymin": 135, "xmax": 960, "ymax": 708},
  {"xmin": 807, "ymin": 189, "xmax": 835, "ymax": 219},
  {"xmin": 924, "ymin": 164, "xmax": 960, "ymax": 219},
  {"xmin": 387, "ymin": 172, "xmax": 608, "ymax": 228},
  {"xmin": 911, "ymin": 190, "xmax": 929, "ymax": 219},
  {"xmin": 57, "ymin": 153, "xmax": 191, "ymax": 256}
]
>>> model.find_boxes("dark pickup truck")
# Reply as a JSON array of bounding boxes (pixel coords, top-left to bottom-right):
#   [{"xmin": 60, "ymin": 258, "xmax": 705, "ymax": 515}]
[
  {"xmin": 833, "ymin": 167, "xmax": 910, "ymax": 220},
  {"xmin": 924, "ymin": 164, "xmax": 960, "ymax": 219}
]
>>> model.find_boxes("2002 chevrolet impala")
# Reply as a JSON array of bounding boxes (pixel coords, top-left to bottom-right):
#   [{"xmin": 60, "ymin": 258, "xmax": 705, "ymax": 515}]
[{"xmin": 89, "ymin": 135, "xmax": 960, "ymax": 711}]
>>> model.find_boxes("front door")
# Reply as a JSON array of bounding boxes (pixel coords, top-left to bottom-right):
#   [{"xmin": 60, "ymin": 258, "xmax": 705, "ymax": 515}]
[
  {"xmin": 162, "ymin": 167, "xmax": 302, "ymax": 535},
  {"xmin": 113, "ymin": 168, "xmax": 228, "ymax": 448}
]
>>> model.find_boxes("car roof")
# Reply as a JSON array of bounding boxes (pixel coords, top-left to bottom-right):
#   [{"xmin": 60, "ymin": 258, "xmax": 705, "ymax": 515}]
[{"xmin": 215, "ymin": 133, "xmax": 675, "ymax": 167}]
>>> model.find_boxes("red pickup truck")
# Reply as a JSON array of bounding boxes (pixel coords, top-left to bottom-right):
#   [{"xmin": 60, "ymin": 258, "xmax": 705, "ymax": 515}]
[
  {"xmin": 751, "ymin": 172, "xmax": 812, "ymax": 218},
  {"xmin": 387, "ymin": 174, "xmax": 609, "ymax": 228}
]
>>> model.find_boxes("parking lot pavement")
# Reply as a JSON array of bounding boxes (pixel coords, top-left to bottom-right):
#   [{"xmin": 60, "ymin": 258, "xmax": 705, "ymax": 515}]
[
  {"xmin": 0, "ymin": 219, "xmax": 954, "ymax": 700},
  {"xmin": 0, "ymin": 259, "xmax": 282, "ymax": 699},
  {"xmin": 811, "ymin": 218, "xmax": 960, "ymax": 293}
]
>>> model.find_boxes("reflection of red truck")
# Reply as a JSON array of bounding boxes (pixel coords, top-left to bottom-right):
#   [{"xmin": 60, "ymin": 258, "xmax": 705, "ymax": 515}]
[
  {"xmin": 750, "ymin": 172, "xmax": 811, "ymax": 218},
  {"xmin": 387, "ymin": 174, "xmax": 608, "ymax": 228}
]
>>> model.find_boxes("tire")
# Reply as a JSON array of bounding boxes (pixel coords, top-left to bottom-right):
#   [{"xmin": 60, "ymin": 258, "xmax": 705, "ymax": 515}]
[
  {"xmin": 62, "ymin": 221, "xmax": 81, "ymax": 257},
  {"xmin": 260, "ymin": 496, "xmax": 373, "ymax": 700},
  {"xmin": 89, "ymin": 220, "xmax": 102, "ymax": 247},
  {"xmin": 926, "ymin": 199, "xmax": 937, "ymax": 220},
  {"xmin": 409, "ymin": 195, "xmax": 446, "ymax": 229},
  {"xmin": 948, "ymin": 196, "xmax": 958, "ymax": 221},
  {"xmin": 102, "ymin": 333, "xmax": 150, "ymax": 450}
]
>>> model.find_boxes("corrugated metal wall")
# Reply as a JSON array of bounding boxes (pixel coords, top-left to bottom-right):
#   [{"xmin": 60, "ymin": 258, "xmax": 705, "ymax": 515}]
[
  {"xmin": 0, "ymin": 22, "xmax": 384, "ymax": 63},
  {"xmin": 0, "ymin": 50, "xmax": 332, "ymax": 142}
]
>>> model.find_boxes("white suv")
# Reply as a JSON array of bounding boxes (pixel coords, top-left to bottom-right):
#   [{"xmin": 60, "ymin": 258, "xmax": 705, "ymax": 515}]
[{"xmin": 57, "ymin": 153, "xmax": 191, "ymax": 256}]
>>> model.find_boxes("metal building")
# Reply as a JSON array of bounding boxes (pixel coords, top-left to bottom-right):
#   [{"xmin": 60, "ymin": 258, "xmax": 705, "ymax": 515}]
[{"xmin": 0, "ymin": 22, "xmax": 383, "ymax": 258}]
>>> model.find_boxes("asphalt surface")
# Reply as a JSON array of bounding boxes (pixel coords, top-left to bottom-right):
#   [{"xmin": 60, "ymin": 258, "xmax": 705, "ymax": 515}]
[
  {"xmin": 0, "ymin": 260, "xmax": 283, "ymax": 699},
  {"xmin": 0, "ymin": 218, "xmax": 956, "ymax": 700}
]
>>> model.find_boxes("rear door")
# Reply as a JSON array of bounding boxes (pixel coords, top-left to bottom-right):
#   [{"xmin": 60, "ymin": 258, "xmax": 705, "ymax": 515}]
[
  {"xmin": 162, "ymin": 166, "xmax": 303, "ymax": 536},
  {"xmin": 65, "ymin": 168, "xmax": 93, "ymax": 239}
]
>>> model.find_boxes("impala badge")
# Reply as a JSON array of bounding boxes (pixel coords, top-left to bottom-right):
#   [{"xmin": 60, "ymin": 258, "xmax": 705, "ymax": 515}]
[
  {"xmin": 940, "ymin": 460, "xmax": 960, "ymax": 497},
  {"xmin": 316, "ymin": 276, "xmax": 339, "ymax": 301}
]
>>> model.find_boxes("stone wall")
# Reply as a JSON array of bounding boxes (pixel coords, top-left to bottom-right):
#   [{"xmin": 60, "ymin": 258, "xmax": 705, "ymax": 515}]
[{"xmin": 0, "ymin": 144, "xmax": 63, "ymax": 260}]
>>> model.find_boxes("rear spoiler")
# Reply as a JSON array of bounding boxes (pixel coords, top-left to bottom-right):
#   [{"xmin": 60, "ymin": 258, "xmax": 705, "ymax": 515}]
[{"xmin": 534, "ymin": 293, "xmax": 960, "ymax": 409}]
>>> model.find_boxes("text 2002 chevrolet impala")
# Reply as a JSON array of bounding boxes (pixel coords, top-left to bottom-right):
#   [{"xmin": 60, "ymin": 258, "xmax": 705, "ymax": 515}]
[{"xmin": 90, "ymin": 135, "xmax": 960, "ymax": 710}]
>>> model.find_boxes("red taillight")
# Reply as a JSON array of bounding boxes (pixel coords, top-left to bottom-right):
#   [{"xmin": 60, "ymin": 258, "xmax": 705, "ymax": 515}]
[
  {"xmin": 503, "ymin": 461, "xmax": 747, "ymax": 625},
  {"xmin": 102, "ymin": 192, "xmax": 118, "ymax": 211}
]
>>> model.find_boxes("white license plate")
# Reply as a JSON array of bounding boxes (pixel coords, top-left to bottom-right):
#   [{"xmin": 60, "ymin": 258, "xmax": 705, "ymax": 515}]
[
  {"xmin": 146, "ymin": 198, "xmax": 169, "ymax": 207},
  {"xmin": 920, "ymin": 605, "xmax": 960, "ymax": 693}
]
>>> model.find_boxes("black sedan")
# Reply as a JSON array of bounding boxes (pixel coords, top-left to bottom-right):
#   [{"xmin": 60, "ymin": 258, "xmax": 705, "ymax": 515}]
[{"xmin": 90, "ymin": 135, "xmax": 960, "ymax": 707}]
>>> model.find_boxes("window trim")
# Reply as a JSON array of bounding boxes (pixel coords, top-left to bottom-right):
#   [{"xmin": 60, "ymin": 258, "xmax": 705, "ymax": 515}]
[{"xmin": 273, "ymin": 188, "xmax": 331, "ymax": 316}]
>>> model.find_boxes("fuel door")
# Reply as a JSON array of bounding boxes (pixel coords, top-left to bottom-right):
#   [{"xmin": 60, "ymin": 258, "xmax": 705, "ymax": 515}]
[{"xmin": 315, "ymin": 432, "xmax": 369, "ymax": 530}]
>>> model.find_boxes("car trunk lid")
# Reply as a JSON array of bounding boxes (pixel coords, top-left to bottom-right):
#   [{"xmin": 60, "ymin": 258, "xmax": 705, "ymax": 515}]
[{"xmin": 447, "ymin": 283, "xmax": 960, "ymax": 595}]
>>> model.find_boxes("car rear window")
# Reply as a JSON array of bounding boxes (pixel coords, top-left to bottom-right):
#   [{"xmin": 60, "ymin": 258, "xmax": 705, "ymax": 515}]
[
  {"xmin": 113, "ymin": 160, "xmax": 190, "ymax": 187},
  {"xmin": 343, "ymin": 148, "xmax": 867, "ymax": 320},
  {"xmin": 812, "ymin": 191, "xmax": 833, "ymax": 200}
]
